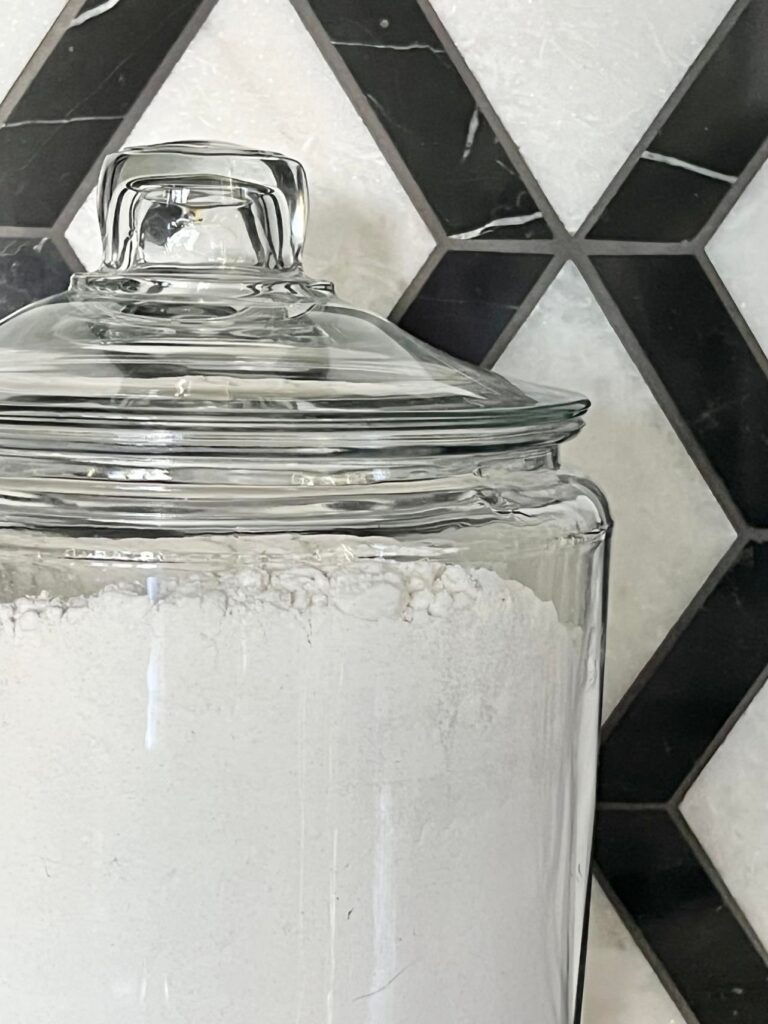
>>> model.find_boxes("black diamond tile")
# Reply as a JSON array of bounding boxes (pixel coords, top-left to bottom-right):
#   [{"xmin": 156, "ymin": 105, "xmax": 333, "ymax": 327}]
[
  {"xmin": 397, "ymin": 251, "xmax": 551, "ymax": 363},
  {"xmin": 596, "ymin": 809, "xmax": 768, "ymax": 1024},
  {"xmin": 600, "ymin": 542, "xmax": 768, "ymax": 803},
  {"xmin": 0, "ymin": 237, "xmax": 71, "ymax": 318},
  {"xmin": 305, "ymin": 0, "xmax": 550, "ymax": 239},
  {"xmin": 0, "ymin": 0, "xmax": 207, "ymax": 227},
  {"xmin": 593, "ymin": 254, "xmax": 768, "ymax": 527},
  {"xmin": 589, "ymin": 0, "xmax": 768, "ymax": 241}
]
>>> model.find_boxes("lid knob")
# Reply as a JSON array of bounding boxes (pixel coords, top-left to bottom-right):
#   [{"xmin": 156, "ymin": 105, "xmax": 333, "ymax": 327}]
[{"xmin": 97, "ymin": 141, "xmax": 308, "ymax": 274}]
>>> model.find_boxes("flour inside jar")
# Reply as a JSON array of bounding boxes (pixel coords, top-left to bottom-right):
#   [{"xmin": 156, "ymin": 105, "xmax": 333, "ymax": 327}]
[{"xmin": 0, "ymin": 538, "xmax": 587, "ymax": 1024}]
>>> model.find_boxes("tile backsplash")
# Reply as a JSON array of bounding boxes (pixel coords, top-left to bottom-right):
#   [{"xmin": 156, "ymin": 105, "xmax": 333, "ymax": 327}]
[{"xmin": 2, "ymin": 0, "xmax": 768, "ymax": 1020}]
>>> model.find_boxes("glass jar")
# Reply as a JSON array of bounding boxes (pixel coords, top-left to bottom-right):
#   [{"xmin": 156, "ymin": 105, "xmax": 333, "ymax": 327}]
[{"xmin": 0, "ymin": 142, "xmax": 609, "ymax": 1024}]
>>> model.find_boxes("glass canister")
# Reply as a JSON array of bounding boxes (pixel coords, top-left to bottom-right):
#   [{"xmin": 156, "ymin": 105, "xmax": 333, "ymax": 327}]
[{"xmin": 0, "ymin": 142, "xmax": 609, "ymax": 1024}]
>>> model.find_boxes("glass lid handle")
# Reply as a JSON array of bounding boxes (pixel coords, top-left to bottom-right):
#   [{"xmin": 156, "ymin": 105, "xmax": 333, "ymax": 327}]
[{"xmin": 97, "ymin": 141, "xmax": 308, "ymax": 274}]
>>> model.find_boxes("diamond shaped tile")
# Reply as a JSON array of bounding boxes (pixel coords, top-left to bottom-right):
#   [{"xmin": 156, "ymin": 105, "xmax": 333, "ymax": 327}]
[
  {"xmin": 430, "ymin": 0, "xmax": 734, "ymax": 231},
  {"xmin": 583, "ymin": 885, "xmax": 684, "ymax": 1024},
  {"xmin": 708, "ymin": 156, "xmax": 768, "ymax": 359},
  {"xmin": 65, "ymin": 0, "xmax": 434, "ymax": 316},
  {"xmin": 0, "ymin": 0, "xmax": 68, "ymax": 103},
  {"xmin": 494, "ymin": 262, "xmax": 736, "ymax": 718},
  {"xmin": 682, "ymin": 678, "xmax": 768, "ymax": 951}
]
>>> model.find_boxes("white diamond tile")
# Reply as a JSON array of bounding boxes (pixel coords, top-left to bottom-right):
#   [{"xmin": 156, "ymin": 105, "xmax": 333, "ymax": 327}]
[
  {"xmin": 583, "ymin": 885, "xmax": 684, "ymax": 1024},
  {"xmin": 0, "ymin": 0, "xmax": 69, "ymax": 103},
  {"xmin": 708, "ymin": 157, "xmax": 768, "ymax": 359},
  {"xmin": 65, "ymin": 0, "xmax": 434, "ymax": 316},
  {"xmin": 682, "ymin": 679, "xmax": 768, "ymax": 950},
  {"xmin": 430, "ymin": 0, "xmax": 733, "ymax": 231},
  {"xmin": 494, "ymin": 263, "xmax": 735, "ymax": 718}
]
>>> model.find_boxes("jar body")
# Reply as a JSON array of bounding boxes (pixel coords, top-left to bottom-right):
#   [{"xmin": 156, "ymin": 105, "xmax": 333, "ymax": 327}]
[{"xmin": 0, "ymin": 462, "xmax": 608, "ymax": 1024}]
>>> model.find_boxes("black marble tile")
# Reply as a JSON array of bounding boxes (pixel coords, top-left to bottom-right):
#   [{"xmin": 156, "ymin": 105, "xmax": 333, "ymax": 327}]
[
  {"xmin": 397, "ymin": 251, "xmax": 552, "ymax": 363},
  {"xmin": 593, "ymin": 254, "xmax": 768, "ymax": 526},
  {"xmin": 305, "ymin": 0, "xmax": 550, "ymax": 239},
  {"xmin": 0, "ymin": 237, "xmax": 71, "ymax": 318},
  {"xmin": 589, "ymin": 0, "xmax": 768, "ymax": 240},
  {"xmin": 595, "ymin": 809, "xmax": 768, "ymax": 1024},
  {"xmin": 0, "ymin": 0, "xmax": 206, "ymax": 227},
  {"xmin": 589, "ymin": 161, "xmax": 730, "ymax": 243},
  {"xmin": 599, "ymin": 542, "xmax": 768, "ymax": 802}
]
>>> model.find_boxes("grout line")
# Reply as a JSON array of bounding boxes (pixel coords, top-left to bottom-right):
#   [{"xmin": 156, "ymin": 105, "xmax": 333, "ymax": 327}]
[
  {"xmin": 413, "ymin": 0, "xmax": 570, "ymax": 242},
  {"xmin": 481, "ymin": 253, "xmax": 564, "ymax": 368},
  {"xmin": 673, "ymin": 662, "xmax": 768, "ymax": 805},
  {"xmin": 389, "ymin": 244, "xmax": 446, "ymax": 323},
  {"xmin": 0, "ymin": 225, "xmax": 50, "ymax": 238},
  {"xmin": 52, "ymin": 0, "xmax": 223, "ymax": 234},
  {"xmin": 696, "ymin": 249, "xmax": 768, "ymax": 384},
  {"xmin": 599, "ymin": 537, "xmax": 745, "ymax": 746},
  {"xmin": 597, "ymin": 801, "xmax": 671, "ymax": 811},
  {"xmin": 289, "ymin": 0, "xmax": 446, "ymax": 244},
  {"xmin": 670, "ymin": 807, "xmax": 768, "ymax": 966},
  {"xmin": 580, "ymin": 239, "xmax": 696, "ymax": 256},
  {"xmin": 444, "ymin": 239, "xmax": 699, "ymax": 256},
  {"xmin": 444, "ymin": 238, "xmax": 697, "ymax": 256},
  {"xmin": 50, "ymin": 228, "xmax": 85, "ymax": 273},
  {"xmin": 575, "ymin": 0, "xmax": 753, "ymax": 238},
  {"xmin": 0, "ymin": 0, "xmax": 86, "ymax": 124},
  {"xmin": 592, "ymin": 861, "xmax": 700, "ymax": 1024},
  {"xmin": 574, "ymin": 251, "xmax": 747, "ymax": 533},
  {"xmin": 446, "ymin": 238, "xmax": 560, "ymax": 254}
]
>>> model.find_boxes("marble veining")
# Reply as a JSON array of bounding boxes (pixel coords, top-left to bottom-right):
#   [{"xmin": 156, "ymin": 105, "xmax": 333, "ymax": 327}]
[
  {"xmin": 70, "ymin": 0, "xmax": 123, "ymax": 27},
  {"xmin": 641, "ymin": 150, "xmax": 737, "ymax": 185},
  {"xmin": 0, "ymin": 0, "xmax": 67, "ymax": 103},
  {"xmin": 451, "ymin": 211, "xmax": 545, "ymax": 239},
  {"xmin": 430, "ymin": 0, "xmax": 733, "ymax": 231},
  {"xmin": 0, "ymin": 0, "xmax": 205, "ymax": 227},
  {"xmin": 594, "ymin": 255, "xmax": 768, "ymax": 526},
  {"xmin": 589, "ymin": 0, "xmax": 768, "ymax": 240},
  {"xmin": 307, "ymin": 0, "xmax": 548, "ymax": 238},
  {"xmin": 0, "ymin": 0, "xmax": 766, "ymax": 1018},
  {"xmin": 1, "ymin": 115, "xmax": 120, "ymax": 129},
  {"xmin": 708, "ymin": 155, "xmax": 768, "ymax": 360},
  {"xmin": 65, "ymin": 0, "xmax": 434, "ymax": 316}
]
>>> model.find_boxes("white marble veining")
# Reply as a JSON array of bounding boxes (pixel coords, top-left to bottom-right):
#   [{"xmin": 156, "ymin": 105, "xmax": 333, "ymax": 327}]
[
  {"xmin": 69, "ymin": 0, "xmax": 123, "ymax": 27},
  {"xmin": 429, "ymin": 0, "xmax": 733, "ymax": 231},
  {"xmin": 65, "ymin": 0, "xmax": 434, "ymax": 316},
  {"xmin": 682, "ymin": 679, "xmax": 768, "ymax": 950},
  {"xmin": 583, "ymin": 885, "xmax": 684, "ymax": 1024},
  {"xmin": 0, "ymin": 0, "xmax": 68, "ymax": 104},
  {"xmin": 494, "ymin": 263, "xmax": 735, "ymax": 718},
  {"xmin": 708, "ymin": 157, "xmax": 768, "ymax": 359}
]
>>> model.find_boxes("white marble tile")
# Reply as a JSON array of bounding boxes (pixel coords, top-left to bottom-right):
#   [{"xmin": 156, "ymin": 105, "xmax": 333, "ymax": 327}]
[
  {"xmin": 0, "ymin": 0, "xmax": 68, "ymax": 103},
  {"xmin": 583, "ymin": 885, "xmax": 684, "ymax": 1024},
  {"xmin": 708, "ymin": 157, "xmax": 768, "ymax": 359},
  {"xmin": 494, "ymin": 263, "xmax": 735, "ymax": 718},
  {"xmin": 682, "ymin": 679, "xmax": 768, "ymax": 949},
  {"xmin": 65, "ymin": 0, "xmax": 434, "ymax": 316},
  {"xmin": 430, "ymin": 0, "xmax": 733, "ymax": 231}
]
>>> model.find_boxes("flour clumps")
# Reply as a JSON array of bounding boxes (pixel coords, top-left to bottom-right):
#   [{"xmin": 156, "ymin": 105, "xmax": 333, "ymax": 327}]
[{"xmin": 0, "ymin": 540, "xmax": 584, "ymax": 1024}]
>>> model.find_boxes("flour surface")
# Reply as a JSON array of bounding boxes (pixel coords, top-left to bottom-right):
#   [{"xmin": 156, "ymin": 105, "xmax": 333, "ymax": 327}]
[{"xmin": 0, "ymin": 547, "xmax": 584, "ymax": 1023}]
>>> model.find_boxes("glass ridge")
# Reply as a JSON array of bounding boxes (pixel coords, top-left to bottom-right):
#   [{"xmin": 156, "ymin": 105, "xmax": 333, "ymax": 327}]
[{"xmin": 0, "ymin": 142, "xmax": 588, "ymax": 530}]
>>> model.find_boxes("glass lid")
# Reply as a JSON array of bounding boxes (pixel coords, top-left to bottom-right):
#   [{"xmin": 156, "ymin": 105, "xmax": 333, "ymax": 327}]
[{"xmin": 0, "ymin": 141, "xmax": 588, "ymax": 532}]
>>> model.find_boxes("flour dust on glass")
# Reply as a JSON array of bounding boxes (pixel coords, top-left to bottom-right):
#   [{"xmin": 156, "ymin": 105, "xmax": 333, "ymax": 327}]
[{"xmin": 0, "ymin": 141, "xmax": 610, "ymax": 1023}]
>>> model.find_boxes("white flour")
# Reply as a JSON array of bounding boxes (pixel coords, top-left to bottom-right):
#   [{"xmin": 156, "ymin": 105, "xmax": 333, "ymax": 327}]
[{"xmin": 0, "ymin": 543, "xmax": 588, "ymax": 1024}]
